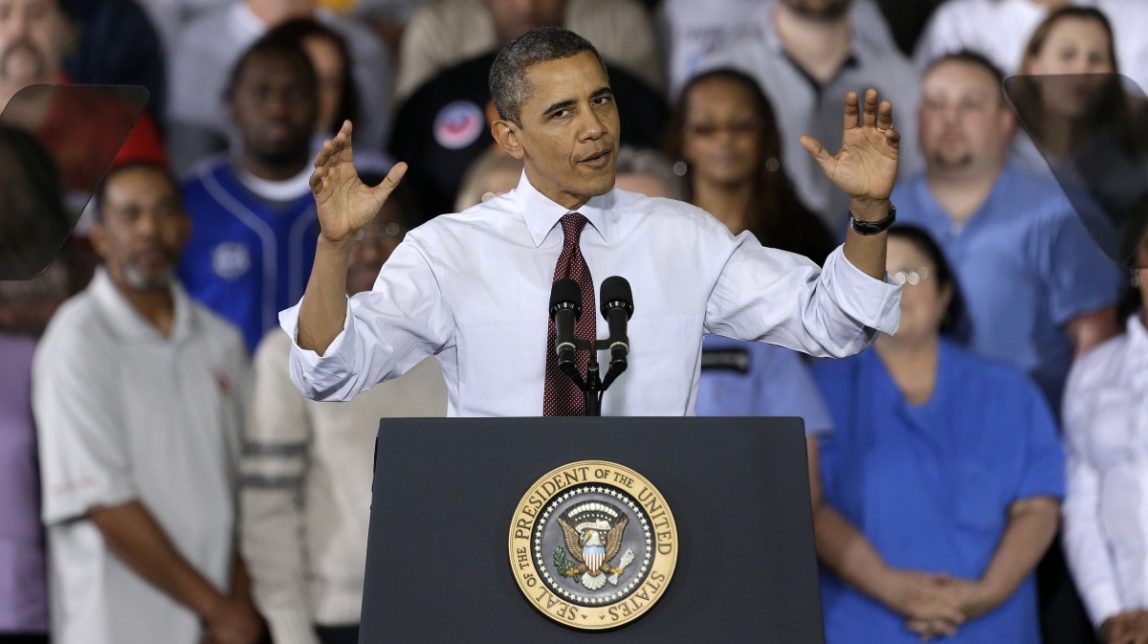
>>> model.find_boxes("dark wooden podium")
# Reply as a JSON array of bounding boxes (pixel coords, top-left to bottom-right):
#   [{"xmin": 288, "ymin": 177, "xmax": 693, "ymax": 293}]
[{"xmin": 359, "ymin": 417, "xmax": 825, "ymax": 643}]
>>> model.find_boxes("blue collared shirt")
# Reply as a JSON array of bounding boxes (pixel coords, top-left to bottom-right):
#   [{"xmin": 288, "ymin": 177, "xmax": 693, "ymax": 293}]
[
  {"xmin": 812, "ymin": 341, "xmax": 1065, "ymax": 644},
  {"xmin": 892, "ymin": 163, "xmax": 1123, "ymax": 409},
  {"xmin": 695, "ymin": 335, "xmax": 833, "ymax": 435},
  {"xmin": 280, "ymin": 172, "xmax": 901, "ymax": 416}
]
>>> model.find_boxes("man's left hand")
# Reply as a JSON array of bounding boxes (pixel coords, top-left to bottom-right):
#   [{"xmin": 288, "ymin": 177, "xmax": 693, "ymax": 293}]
[{"xmin": 799, "ymin": 88, "xmax": 900, "ymax": 214}]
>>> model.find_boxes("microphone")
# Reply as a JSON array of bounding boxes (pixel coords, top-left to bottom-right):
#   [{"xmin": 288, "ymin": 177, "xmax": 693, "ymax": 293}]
[
  {"xmin": 549, "ymin": 278, "xmax": 581, "ymax": 371},
  {"xmin": 600, "ymin": 276, "xmax": 634, "ymax": 368}
]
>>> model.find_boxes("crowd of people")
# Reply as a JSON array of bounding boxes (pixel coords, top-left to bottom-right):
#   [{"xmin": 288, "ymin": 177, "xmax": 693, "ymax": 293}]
[{"xmin": 0, "ymin": 0, "xmax": 1146, "ymax": 643}]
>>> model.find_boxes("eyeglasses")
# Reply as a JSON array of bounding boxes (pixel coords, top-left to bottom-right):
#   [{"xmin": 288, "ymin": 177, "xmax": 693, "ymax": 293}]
[
  {"xmin": 352, "ymin": 222, "xmax": 406, "ymax": 242},
  {"xmin": 890, "ymin": 267, "xmax": 932, "ymax": 286}
]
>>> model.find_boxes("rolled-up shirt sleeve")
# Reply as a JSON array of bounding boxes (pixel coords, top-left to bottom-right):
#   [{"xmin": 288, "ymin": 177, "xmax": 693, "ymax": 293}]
[
  {"xmin": 279, "ymin": 237, "xmax": 454, "ymax": 401},
  {"xmin": 705, "ymin": 238, "xmax": 901, "ymax": 358}
]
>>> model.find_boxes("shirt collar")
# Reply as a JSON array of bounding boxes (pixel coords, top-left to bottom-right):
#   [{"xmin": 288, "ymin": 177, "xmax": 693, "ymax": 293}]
[
  {"xmin": 513, "ymin": 170, "xmax": 614, "ymax": 247},
  {"xmin": 236, "ymin": 163, "xmax": 313, "ymax": 203},
  {"xmin": 90, "ymin": 268, "xmax": 193, "ymax": 342},
  {"xmin": 1127, "ymin": 311, "xmax": 1148, "ymax": 353}
]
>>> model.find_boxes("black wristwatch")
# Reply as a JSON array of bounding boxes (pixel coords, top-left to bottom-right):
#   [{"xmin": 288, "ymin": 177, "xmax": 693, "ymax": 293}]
[{"xmin": 849, "ymin": 202, "xmax": 896, "ymax": 235}]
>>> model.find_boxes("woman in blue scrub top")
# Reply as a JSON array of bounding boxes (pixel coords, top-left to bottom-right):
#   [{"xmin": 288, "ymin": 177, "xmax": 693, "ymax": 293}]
[{"xmin": 810, "ymin": 226, "xmax": 1065, "ymax": 643}]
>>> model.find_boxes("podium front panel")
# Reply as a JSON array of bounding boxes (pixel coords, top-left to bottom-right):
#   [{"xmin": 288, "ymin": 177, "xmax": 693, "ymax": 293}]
[{"xmin": 361, "ymin": 417, "xmax": 824, "ymax": 643}]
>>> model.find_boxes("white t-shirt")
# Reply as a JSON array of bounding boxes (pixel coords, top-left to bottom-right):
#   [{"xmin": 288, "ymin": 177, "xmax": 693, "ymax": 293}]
[{"xmin": 34, "ymin": 269, "xmax": 248, "ymax": 644}]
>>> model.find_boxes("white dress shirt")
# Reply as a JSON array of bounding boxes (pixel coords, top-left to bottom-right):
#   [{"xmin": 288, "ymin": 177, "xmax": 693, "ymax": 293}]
[
  {"xmin": 280, "ymin": 172, "xmax": 901, "ymax": 417},
  {"xmin": 1063, "ymin": 313, "xmax": 1148, "ymax": 627}
]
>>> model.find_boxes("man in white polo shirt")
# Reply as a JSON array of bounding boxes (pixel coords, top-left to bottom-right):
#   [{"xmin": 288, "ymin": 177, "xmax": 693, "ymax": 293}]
[{"xmin": 33, "ymin": 162, "xmax": 264, "ymax": 644}]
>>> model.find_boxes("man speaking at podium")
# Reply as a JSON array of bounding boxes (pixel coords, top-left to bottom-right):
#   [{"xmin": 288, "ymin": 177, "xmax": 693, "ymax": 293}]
[{"xmin": 280, "ymin": 27, "xmax": 902, "ymax": 417}]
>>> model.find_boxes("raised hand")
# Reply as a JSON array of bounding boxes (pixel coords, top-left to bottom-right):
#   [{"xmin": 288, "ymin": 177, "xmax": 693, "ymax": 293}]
[
  {"xmin": 310, "ymin": 120, "xmax": 407, "ymax": 243},
  {"xmin": 799, "ymin": 88, "xmax": 900, "ymax": 207}
]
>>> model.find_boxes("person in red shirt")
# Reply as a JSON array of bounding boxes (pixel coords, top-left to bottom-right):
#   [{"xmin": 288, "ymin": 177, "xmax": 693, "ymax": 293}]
[{"xmin": 0, "ymin": 0, "xmax": 166, "ymax": 198}]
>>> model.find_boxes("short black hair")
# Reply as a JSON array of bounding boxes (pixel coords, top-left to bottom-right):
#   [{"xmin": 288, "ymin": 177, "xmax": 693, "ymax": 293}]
[
  {"xmin": 223, "ymin": 32, "xmax": 318, "ymax": 103},
  {"xmin": 489, "ymin": 26, "xmax": 608, "ymax": 123},
  {"xmin": 923, "ymin": 49, "xmax": 1007, "ymax": 97},
  {"xmin": 887, "ymin": 224, "xmax": 970, "ymax": 341},
  {"xmin": 94, "ymin": 161, "xmax": 183, "ymax": 222},
  {"xmin": 265, "ymin": 17, "xmax": 359, "ymax": 132}
]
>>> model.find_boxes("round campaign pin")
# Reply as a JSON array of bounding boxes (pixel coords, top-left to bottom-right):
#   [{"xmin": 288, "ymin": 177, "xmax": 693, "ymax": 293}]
[
  {"xmin": 508, "ymin": 460, "xmax": 678, "ymax": 630},
  {"xmin": 433, "ymin": 100, "xmax": 485, "ymax": 150}
]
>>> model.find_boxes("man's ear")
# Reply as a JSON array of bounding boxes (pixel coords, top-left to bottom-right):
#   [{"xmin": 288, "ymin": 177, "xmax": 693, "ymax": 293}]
[
  {"xmin": 89, "ymin": 222, "xmax": 109, "ymax": 262},
  {"xmin": 491, "ymin": 119, "xmax": 525, "ymax": 160},
  {"xmin": 996, "ymin": 97, "xmax": 1017, "ymax": 135},
  {"xmin": 175, "ymin": 212, "xmax": 192, "ymax": 249}
]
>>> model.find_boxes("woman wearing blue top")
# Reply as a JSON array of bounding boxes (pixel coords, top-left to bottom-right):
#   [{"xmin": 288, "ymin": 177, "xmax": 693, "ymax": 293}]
[{"xmin": 810, "ymin": 226, "xmax": 1065, "ymax": 643}]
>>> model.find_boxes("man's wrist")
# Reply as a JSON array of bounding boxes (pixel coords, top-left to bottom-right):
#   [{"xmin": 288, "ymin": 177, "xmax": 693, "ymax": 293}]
[
  {"xmin": 194, "ymin": 587, "xmax": 229, "ymax": 623},
  {"xmin": 317, "ymin": 234, "xmax": 355, "ymax": 255},
  {"xmin": 849, "ymin": 197, "xmax": 892, "ymax": 223}
]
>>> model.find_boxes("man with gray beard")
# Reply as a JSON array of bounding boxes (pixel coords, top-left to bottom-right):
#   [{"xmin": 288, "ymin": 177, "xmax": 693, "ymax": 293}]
[{"xmin": 33, "ymin": 162, "xmax": 264, "ymax": 644}]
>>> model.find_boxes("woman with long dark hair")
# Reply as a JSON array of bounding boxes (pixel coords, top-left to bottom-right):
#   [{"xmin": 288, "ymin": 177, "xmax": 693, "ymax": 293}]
[
  {"xmin": 672, "ymin": 68, "xmax": 838, "ymax": 264},
  {"xmin": 1012, "ymin": 6, "xmax": 1146, "ymax": 163}
]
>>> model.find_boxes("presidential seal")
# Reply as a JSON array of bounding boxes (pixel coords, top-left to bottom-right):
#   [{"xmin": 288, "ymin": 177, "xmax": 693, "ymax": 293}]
[{"xmin": 508, "ymin": 460, "xmax": 677, "ymax": 630}]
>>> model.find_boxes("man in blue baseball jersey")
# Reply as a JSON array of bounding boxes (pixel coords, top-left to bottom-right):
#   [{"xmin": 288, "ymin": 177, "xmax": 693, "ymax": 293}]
[{"xmin": 179, "ymin": 32, "xmax": 321, "ymax": 351}]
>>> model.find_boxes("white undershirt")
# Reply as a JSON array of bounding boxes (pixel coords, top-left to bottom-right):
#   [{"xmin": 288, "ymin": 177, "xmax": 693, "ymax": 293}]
[{"xmin": 237, "ymin": 165, "xmax": 312, "ymax": 203}]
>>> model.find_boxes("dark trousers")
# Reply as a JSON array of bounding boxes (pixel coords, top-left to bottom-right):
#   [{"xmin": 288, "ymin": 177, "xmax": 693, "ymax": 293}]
[
  {"xmin": 1039, "ymin": 534, "xmax": 1099, "ymax": 644},
  {"xmin": 316, "ymin": 624, "xmax": 360, "ymax": 644}
]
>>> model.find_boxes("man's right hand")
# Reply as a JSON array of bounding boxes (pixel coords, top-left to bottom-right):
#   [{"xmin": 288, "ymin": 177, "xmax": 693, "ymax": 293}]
[
  {"xmin": 202, "ymin": 595, "xmax": 264, "ymax": 644},
  {"xmin": 310, "ymin": 120, "xmax": 407, "ymax": 244}
]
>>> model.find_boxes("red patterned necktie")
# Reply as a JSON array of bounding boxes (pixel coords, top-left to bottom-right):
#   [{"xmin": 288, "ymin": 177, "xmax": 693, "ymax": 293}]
[{"xmin": 543, "ymin": 213, "xmax": 596, "ymax": 416}]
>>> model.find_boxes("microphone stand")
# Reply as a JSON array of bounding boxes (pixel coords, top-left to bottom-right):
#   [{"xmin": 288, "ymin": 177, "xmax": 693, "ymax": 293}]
[
  {"xmin": 552, "ymin": 277, "xmax": 632, "ymax": 417},
  {"xmin": 585, "ymin": 354, "xmax": 602, "ymax": 417},
  {"xmin": 564, "ymin": 338, "xmax": 625, "ymax": 417}
]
